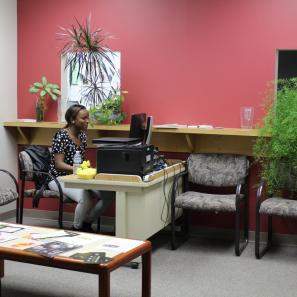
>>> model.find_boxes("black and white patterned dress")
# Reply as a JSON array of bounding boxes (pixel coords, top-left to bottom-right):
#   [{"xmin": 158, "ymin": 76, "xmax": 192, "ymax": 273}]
[{"xmin": 48, "ymin": 129, "xmax": 87, "ymax": 180}]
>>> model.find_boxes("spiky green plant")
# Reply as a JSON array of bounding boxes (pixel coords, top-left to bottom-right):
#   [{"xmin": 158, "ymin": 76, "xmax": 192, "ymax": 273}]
[
  {"xmin": 254, "ymin": 78, "xmax": 297, "ymax": 195},
  {"xmin": 58, "ymin": 15, "xmax": 116, "ymax": 105}
]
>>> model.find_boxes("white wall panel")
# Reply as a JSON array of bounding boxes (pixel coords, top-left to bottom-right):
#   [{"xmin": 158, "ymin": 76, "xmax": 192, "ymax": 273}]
[{"xmin": 0, "ymin": 0, "xmax": 18, "ymax": 213}]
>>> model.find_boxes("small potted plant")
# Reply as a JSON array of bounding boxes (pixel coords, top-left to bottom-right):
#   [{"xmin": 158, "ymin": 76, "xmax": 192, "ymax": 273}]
[
  {"xmin": 89, "ymin": 90, "xmax": 127, "ymax": 125},
  {"xmin": 29, "ymin": 76, "xmax": 61, "ymax": 121}
]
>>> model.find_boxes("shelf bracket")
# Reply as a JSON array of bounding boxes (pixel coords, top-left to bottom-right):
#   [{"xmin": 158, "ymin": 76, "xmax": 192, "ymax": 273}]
[
  {"xmin": 17, "ymin": 127, "xmax": 29, "ymax": 144},
  {"xmin": 185, "ymin": 134, "xmax": 194, "ymax": 152}
]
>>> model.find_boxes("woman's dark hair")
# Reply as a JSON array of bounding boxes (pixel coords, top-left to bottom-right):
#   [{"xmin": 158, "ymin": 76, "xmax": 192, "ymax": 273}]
[{"xmin": 64, "ymin": 104, "xmax": 86, "ymax": 128}]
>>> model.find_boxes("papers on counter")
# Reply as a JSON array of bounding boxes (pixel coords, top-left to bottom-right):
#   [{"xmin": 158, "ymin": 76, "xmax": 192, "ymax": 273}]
[
  {"xmin": 154, "ymin": 124, "xmax": 187, "ymax": 129},
  {"xmin": 154, "ymin": 124, "xmax": 224, "ymax": 129}
]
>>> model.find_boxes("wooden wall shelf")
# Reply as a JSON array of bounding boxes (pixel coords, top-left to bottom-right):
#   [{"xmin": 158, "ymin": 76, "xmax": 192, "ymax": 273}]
[{"xmin": 3, "ymin": 121, "xmax": 260, "ymax": 155}]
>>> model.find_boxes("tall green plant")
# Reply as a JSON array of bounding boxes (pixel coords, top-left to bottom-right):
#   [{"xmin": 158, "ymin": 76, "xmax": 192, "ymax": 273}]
[
  {"xmin": 57, "ymin": 15, "xmax": 117, "ymax": 106},
  {"xmin": 254, "ymin": 78, "xmax": 297, "ymax": 194}
]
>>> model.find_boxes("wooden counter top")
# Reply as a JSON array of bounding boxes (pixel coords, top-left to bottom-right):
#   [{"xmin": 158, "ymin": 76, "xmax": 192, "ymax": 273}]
[{"xmin": 3, "ymin": 121, "xmax": 260, "ymax": 155}]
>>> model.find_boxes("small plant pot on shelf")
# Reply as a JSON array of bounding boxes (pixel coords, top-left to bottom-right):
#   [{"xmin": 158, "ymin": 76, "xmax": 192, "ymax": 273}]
[{"xmin": 36, "ymin": 101, "xmax": 45, "ymax": 122}]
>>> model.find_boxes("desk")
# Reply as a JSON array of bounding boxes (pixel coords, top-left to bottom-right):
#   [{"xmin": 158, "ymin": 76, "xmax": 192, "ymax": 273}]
[
  {"xmin": 62, "ymin": 161, "xmax": 185, "ymax": 240},
  {"xmin": 3, "ymin": 121, "xmax": 260, "ymax": 155},
  {"xmin": 0, "ymin": 223, "xmax": 151, "ymax": 297}
]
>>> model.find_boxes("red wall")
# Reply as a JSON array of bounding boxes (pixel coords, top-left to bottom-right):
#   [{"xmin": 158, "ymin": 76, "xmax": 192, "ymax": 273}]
[
  {"xmin": 19, "ymin": 0, "xmax": 297, "ymax": 126},
  {"xmin": 17, "ymin": 0, "xmax": 297, "ymax": 234}
]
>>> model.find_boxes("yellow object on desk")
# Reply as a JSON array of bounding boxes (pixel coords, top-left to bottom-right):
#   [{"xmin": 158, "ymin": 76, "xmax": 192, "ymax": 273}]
[{"xmin": 76, "ymin": 167, "xmax": 97, "ymax": 179}]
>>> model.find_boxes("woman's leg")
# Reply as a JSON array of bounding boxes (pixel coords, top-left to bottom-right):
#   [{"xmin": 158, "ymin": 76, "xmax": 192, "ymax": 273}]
[
  {"xmin": 84, "ymin": 191, "xmax": 115, "ymax": 224},
  {"xmin": 48, "ymin": 180, "xmax": 93, "ymax": 229}
]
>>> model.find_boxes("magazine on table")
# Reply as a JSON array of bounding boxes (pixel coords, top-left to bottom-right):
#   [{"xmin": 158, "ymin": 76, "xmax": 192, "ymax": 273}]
[
  {"xmin": 70, "ymin": 252, "xmax": 112, "ymax": 264},
  {"xmin": 0, "ymin": 224, "xmax": 24, "ymax": 233},
  {"xmin": 0, "ymin": 232, "xmax": 17, "ymax": 243},
  {"xmin": 25, "ymin": 240, "xmax": 82, "ymax": 258}
]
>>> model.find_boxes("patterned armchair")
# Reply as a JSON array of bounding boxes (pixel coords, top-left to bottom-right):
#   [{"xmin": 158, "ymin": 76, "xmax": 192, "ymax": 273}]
[
  {"xmin": 255, "ymin": 181, "xmax": 297, "ymax": 259},
  {"xmin": 0, "ymin": 169, "xmax": 19, "ymax": 222},
  {"xmin": 171, "ymin": 153, "xmax": 250, "ymax": 256}
]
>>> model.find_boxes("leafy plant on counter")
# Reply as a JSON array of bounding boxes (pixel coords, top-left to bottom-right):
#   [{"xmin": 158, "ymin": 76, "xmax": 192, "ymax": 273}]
[
  {"xmin": 29, "ymin": 76, "xmax": 61, "ymax": 121},
  {"xmin": 254, "ymin": 78, "xmax": 297, "ymax": 195},
  {"xmin": 29, "ymin": 76, "xmax": 61, "ymax": 102},
  {"xmin": 89, "ymin": 90, "xmax": 127, "ymax": 125}
]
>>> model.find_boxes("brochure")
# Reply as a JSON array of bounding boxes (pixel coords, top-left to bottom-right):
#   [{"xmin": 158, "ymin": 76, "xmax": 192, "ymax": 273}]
[
  {"xmin": 70, "ymin": 252, "xmax": 112, "ymax": 264},
  {"xmin": 0, "ymin": 232, "xmax": 17, "ymax": 243},
  {"xmin": 25, "ymin": 241, "xmax": 82, "ymax": 258},
  {"xmin": 31, "ymin": 230, "xmax": 78, "ymax": 239},
  {"xmin": 0, "ymin": 224, "xmax": 24, "ymax": 233}
]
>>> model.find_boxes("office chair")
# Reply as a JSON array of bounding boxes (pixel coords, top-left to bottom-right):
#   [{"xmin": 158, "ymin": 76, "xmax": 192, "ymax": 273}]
[
  {"xmin": 255, "ymin": 181, "xmax": 297, "ymax": 259},
  {"xmin": 19, "ymin": 148, "xmax": 102, "ymax": 232},
  {"xmin": 18, "ymin": 148, "xmax": 81, "ymax": 229},
  {"xmin": 0, "ymin": 169, "xmax": 19, "ymax": 222},
  {"xmin": 171, "ymin": 153, "xmax": 250, "ymax": 256}
]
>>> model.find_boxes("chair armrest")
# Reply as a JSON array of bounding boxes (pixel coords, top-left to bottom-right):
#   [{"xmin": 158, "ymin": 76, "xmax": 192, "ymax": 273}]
[
  {"xmin": 235, "ymin": 183, "xmax": 243, "ymax": 204},
  {"xmin": 0, "ymin": 169, "xmax": 18, "ymax": 193},
  {"xmin": 256, "ymin": 180, "xmax": 267, "ymax": 210},
  {"xmin": 171, "ymin": 170, "xmax": 188, "ymax": 205},
  {"xmin": 20, "ymin": 170, "xmax": 64, "ymax": 201}
]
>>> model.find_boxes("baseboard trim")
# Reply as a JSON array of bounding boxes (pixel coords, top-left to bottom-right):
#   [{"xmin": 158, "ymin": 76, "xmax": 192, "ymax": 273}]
[
  {"xmin": 0, "ymin": 209, "xmax": 17, "ymax": 221},
  {"xmin": 21, "ymin": 209, "xmax": 115, "ymax": 232},
  {"xmin": 189, "ymin": 225, "xmax": 297, "ymax": 247},
  {"xmin": 3, "ymin": 209, "xmax": 297, "ymax": 246}
]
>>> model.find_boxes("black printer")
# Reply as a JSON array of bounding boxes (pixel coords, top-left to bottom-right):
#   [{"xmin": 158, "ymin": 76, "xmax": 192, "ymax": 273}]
[{"xmin": 96, "ymin": 144, "xmax": 154, "ymax": 177}]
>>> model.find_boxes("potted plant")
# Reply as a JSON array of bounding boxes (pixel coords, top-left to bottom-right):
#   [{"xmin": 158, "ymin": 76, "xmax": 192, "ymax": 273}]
[
  {"xmin": 254, "ymin": 78, "xmax": 297, "ymax": 195},
  {"xmin": 29, "ymin": 76, "xmax": 61, "ymax": 121},
  {"xmin": 58, "ymin": 16, "xmax": 118, "ymax": 108},
  {"xmin": 89, "ymin": 90, "xmax": 127, "ymax": 125}
]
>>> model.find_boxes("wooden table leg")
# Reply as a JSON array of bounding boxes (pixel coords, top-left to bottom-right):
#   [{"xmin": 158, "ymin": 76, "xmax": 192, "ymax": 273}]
[
  {"xmin": 0, "ymin": 259, "xmax": 4, "ymax": 297},
  {"xmin": 99, "ymin": 270, "xmax": 110, "ymax": 297},
  {"xmin": 142, "ymin": 250, "xmax": 151, "ymax": 297},
  {"xmin": 0, "ymin": 259, "xmax": 4, "ymax": 278}
]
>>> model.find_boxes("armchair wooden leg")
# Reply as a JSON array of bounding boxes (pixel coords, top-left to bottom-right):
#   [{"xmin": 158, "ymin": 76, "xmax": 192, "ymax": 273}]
[
  {"xmin": 16, "ymin": 197, "xmax": 19, "ymax": 224},
  {"xmin": 255, "ymin": 211, "xmax": 272, "ymax": 259},
  {"xmin": 0, "ymin": 259, "xmax": 4, "ymax": 297},
  {"xmin": 235, "ymin": 201, "xmax": 248, "ymax": 256},
  {"xmin": 182, "ymin": 209, "xmax": 189, "ymax": 235},
  {"xmin": 58, "ymin": 198, "xmax": 63, "ymax": 229},
  {"xmin": 96, "ymin": 217, "xmax": 101, "ymax": 233},
  {"xmin": 19, "ymin": 192, "xmax": 24, "ymax": 225},
  {"xmin": 171, "ymin": 208, "xmax": 190, "ymax": 250},
  {"xmin": 235, "ymin": 206, "xmax": 240, "ymax": 256},
  {"xmin": 171, "ymin": 201, "xmax": 177, "ymax": 250}
]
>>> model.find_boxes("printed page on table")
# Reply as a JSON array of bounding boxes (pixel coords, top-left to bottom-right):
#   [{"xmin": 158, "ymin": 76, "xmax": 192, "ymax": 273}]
[
  {"xmin": 24, "ymin": 241, "xmax": 82, "ymax": 258},
  {"xmin": 0, "ymin": 232, "xmax": 17, "ymax": 243},
  {"xmin": 60, "ymin": 237, "xmax": 144, "ymax": 259},
  {"xmin": 0, "ymin": 223, "xmax": 25, "ymax": 233}
]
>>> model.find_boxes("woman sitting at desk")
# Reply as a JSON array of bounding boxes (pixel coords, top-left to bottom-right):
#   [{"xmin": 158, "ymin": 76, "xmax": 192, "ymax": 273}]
[{"xmin": 48, "ymin": 104, "xmax": 114, "ymax": 232}]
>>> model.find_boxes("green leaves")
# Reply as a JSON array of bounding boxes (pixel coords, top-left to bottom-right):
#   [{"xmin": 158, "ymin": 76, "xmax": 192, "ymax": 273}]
[
  {"xmin": 28, "ymin": 76, "xmax": 61, "ymax": 102},
  {"xmin": 58, "ymin": 16, "xmax": 116, "ymax": 107},
  {"xmin": 29, "ymin": 86, "xmax": 40, "ymax": 93},
  {"xmin": 89, "ymin": 90, "xmax": 126, "ymax": 125},
  {"xmin": 41, "ymin": 76, "xmax": 47, "ymax": 86},
  {"xmin": 254, "ymin": 78, "xmax": 297, "ymax": 194},
  {"xmin": 33, "ymin": 82, "xmax": 43, "ymax": 88}
]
